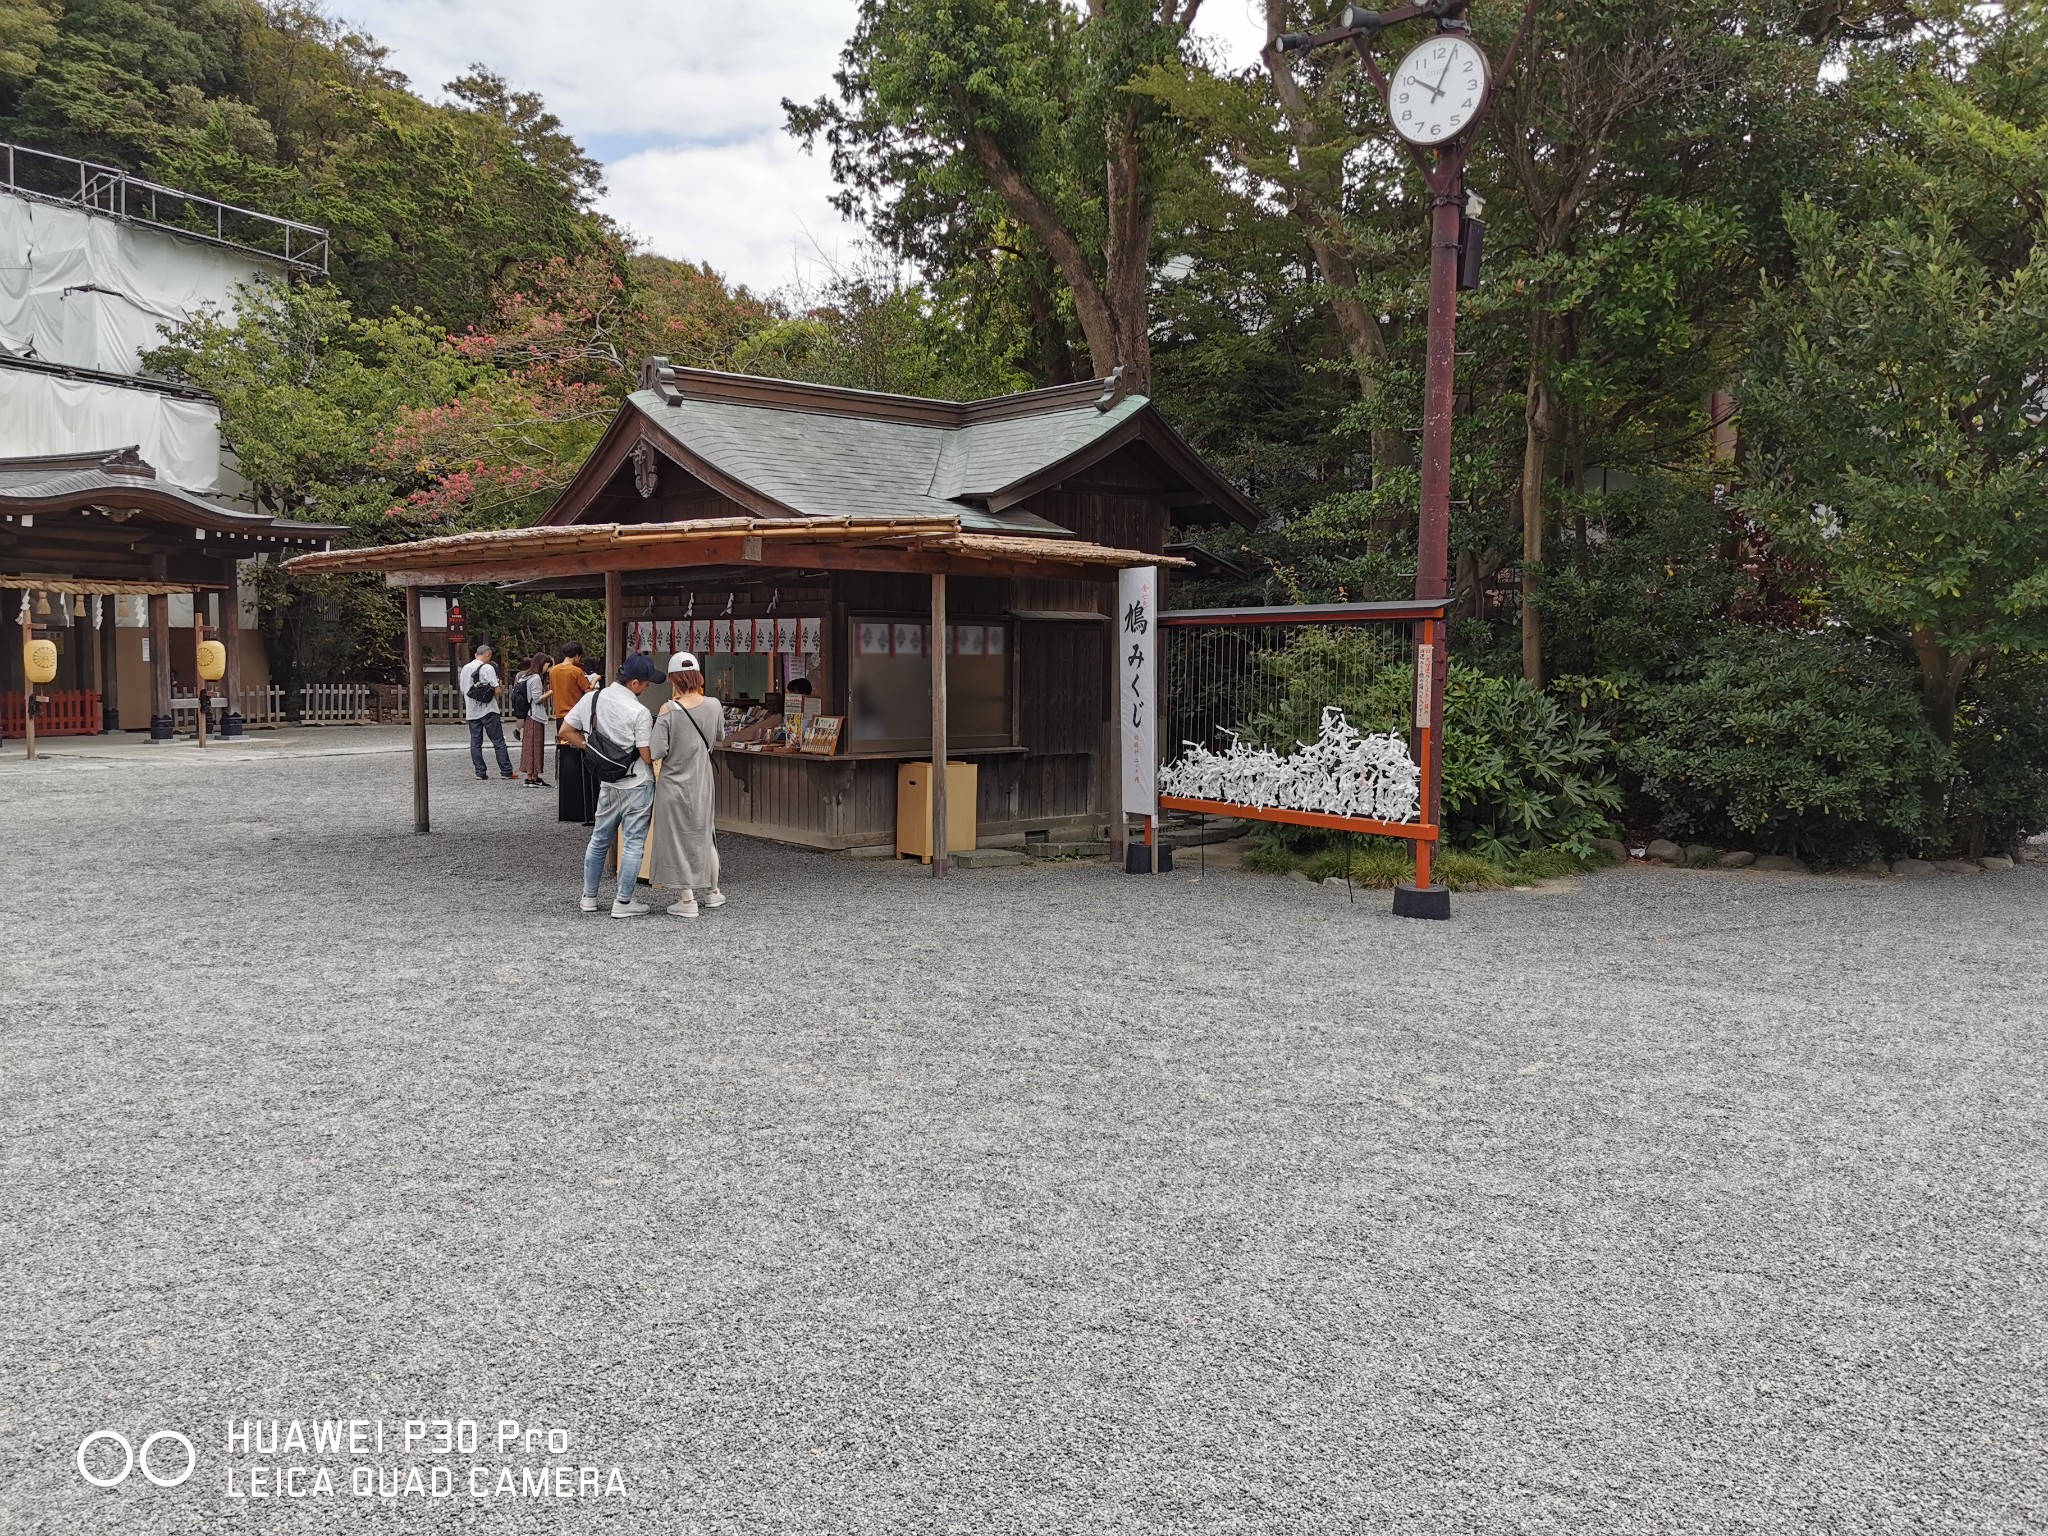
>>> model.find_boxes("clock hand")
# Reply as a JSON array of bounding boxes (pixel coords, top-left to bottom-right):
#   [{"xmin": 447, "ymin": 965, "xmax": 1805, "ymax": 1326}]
[
  {"xmin": 1403, "ymin": 73, "xmax": 1445, "ymax": 101},
  {"xmin": 1434, "ymin": 57, "xmax": 1454, "ymax": 96}
]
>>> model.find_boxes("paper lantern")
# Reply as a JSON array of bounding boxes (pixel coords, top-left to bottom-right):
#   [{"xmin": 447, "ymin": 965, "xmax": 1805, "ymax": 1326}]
[
  {"xmin": 196, "ymin": 640, "xmax": 227, "ymax": 681},
  {"xmin": 24, "ymin": 639, "xmax": 58, "ymax": 685}
]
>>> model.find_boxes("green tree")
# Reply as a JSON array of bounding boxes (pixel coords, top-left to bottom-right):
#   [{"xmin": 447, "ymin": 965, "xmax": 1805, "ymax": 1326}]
[
  {"xmin": 788, "ymin": 0, "xmax": 1208, "ymax": 393},
  {"xmin": 1741, "ymin": 198, "xmax": 2048, "ymax": 744},
  {"xmin": 0, "ymin": 0, "xmax": 59, "ymax": 89}
]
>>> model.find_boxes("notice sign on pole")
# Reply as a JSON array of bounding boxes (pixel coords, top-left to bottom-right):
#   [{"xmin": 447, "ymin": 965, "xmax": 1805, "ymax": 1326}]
[
  {"xmin": 1414, "ymin": 642, "xmax": 1435, "ymax": 724},
  {"xmin": 1118, "ymin": 566, "xmax": 1158, "ymax": 817}
]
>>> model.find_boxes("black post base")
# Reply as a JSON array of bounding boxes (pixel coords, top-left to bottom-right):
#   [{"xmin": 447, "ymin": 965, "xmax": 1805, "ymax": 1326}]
[
  {"xmin": 1392, "ymin": 882, "xmax": 1451, "ymax": 920},
  {"xmin": 223, "ymin": 710, "xmax": 245, "ymax": 738},
  {"xmin": 1123, "ymin": 843, "xmax": 1174, "ymax": 874},
  {"xmin": 148, "ymin": 714, "xmax": 175, "ymax": 741}
]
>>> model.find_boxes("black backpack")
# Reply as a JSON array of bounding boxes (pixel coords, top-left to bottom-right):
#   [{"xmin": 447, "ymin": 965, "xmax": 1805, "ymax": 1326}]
[
  {"xmin": 464, "ymin": 664, "xmax": 498, "ymax": 704},
  {"xmin": 508, "ymin": 674, "xmax": 532, "ymax": 721}
]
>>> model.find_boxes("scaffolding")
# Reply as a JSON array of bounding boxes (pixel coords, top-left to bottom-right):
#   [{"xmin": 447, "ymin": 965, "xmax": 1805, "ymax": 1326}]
[{"xmin": 1, "ymin": 140, "xmax": 328, "ymax": 275}]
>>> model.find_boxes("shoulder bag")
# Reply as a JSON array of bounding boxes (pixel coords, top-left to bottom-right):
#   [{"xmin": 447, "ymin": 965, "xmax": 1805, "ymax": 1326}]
[{"xmin": 581, "ymin": 689, "xmax": 639, "ymax": 785}]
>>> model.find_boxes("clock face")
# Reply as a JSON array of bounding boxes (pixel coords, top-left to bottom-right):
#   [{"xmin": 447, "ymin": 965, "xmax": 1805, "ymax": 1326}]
[{"xmin": 1390, "ymin": 34, "xmax": 1489, "ymax": 146}]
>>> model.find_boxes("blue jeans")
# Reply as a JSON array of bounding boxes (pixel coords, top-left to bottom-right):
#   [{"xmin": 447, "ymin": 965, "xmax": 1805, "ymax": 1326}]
[
  {"xmin": 583, "ymin": 778, "xmax": 655, "ymax": 903},
  {"xmin": 469, "ymin": 714, "xmax": 512, "ymax": 777}
]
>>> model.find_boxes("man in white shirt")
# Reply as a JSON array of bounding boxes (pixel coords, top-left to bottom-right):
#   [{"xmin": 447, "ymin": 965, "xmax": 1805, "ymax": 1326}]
[
  {"xmin": 559, "ymin": 654, "xmax": 658, "ymax": 918},
  {"xmin": 458, "ymin": 643, "xmax": 514, "ymax": 781}
]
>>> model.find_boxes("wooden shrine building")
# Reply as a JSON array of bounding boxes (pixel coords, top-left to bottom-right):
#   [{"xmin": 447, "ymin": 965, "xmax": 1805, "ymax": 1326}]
[
  {"xmin": 284, "ymin": 363, "xmax": 1258, "ymax": 869},
  {"xmin": 1, "ymin": 448, "xmax": 339, "ymax": 740}
]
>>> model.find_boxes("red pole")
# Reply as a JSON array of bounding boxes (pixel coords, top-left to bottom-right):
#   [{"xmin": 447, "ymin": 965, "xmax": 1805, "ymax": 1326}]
[{"xmin": 1409, "ymin": 156, "xmax": 1464, "ymax": 903}]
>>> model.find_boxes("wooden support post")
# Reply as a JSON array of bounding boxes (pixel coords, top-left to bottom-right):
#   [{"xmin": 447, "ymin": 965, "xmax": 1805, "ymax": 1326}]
[
  {"xmin": 88, "ymin": 594, "xmax": 105, "ymax": 732},
  {"xmin": 604, "ymin": 570, "xmax": 623, "ymax": 681},
  {"xmin": 146, "ymin": 581, "xmax": 172, "ymax": 741},
  {"xmin": 193, "ymin": 605, "xmax": 208, "ymax": 748},
  {"xmin": 19, "ymin": 599, "xmax": 34, "ymax": 761},
  {"xmin": 406, "ymin": 586, "xmax": 429, "ymax": 834},
  {"xmin": 99, "ymin": 596, "xmax": 119, "ymax": 732},
  {"xmin": 930, "ymin": 570, "xmax": 948, "ymax": 879},
  {"xmin": 221, "ymin": 559, "xmax": 245, "ymax": 736}
]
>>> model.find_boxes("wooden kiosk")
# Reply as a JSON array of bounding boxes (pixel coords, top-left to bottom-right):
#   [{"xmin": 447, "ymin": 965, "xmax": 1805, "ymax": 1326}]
[{"xmin": 284, "ymin": 364, "xmax": 1257, "ymax": 873}]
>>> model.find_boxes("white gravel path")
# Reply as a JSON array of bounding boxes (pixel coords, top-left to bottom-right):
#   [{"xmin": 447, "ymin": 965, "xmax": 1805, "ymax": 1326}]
[{"xmin": 2, "ymin": 734, "xmax": 2043, "ymax": 1533}]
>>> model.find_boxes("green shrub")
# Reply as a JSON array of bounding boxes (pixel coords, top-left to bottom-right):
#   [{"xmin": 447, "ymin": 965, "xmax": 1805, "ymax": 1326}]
[
  {"xmin": 1949, "ymin": 663, "xmax": 2048, "ymax": 856},
  {"xmin": 1614, "ymin": 627, "xmax": 1951, "ymax": 864}
]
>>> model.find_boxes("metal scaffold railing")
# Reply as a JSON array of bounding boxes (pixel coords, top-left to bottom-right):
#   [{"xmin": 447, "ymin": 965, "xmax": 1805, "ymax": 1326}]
[{"xmin": 2, "ymin": 140, "xmax": 329, "ymax": 274}]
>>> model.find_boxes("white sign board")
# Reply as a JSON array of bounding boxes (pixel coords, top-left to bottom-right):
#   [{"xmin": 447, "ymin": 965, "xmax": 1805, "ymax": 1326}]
[
  {"xmin": 1118, "ymin": 566, "xmax": 1159, "ymax": 818},
  {"xmin": 418, "ymin": 595, "xmax": 448, "ymax": 630}
]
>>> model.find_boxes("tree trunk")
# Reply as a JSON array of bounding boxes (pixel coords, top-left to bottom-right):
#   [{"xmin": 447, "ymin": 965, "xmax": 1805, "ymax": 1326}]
[
  {"xmin": 967, "ymin": 124, "xmax": 1123, "ymax": 381},
  {"xmin": 1518, "ymin": 316, "xmax": 1553, "ymax": 688},
  {"xmin": 1022, "ymin": 272, "xmax": 1077, "ymax": 386},
  {"xmin": 1910, "ymin": 628, "xmax": 1968, "ymax": 746},
  {"xmin": 1101, "ymin": 105, "xmax": 1155, "ymax": 394}
]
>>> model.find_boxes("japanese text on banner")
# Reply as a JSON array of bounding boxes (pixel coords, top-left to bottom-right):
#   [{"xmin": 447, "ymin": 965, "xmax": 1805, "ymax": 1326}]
[{"xmin": 1118, "ymin": 566, "xmax": 1158, "ymax": 817}]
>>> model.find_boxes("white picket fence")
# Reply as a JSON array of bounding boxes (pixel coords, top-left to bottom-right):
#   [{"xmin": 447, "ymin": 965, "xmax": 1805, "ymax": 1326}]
[{"xmin": 168, "ymin": 683, "xmax": 475, "ymax": 732}]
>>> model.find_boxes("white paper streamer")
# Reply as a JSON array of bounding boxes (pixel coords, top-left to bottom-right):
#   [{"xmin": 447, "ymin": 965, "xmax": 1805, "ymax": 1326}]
[{"xmin": 1159, "ymin": 706, "xmax": 1421, "ymax": 823}]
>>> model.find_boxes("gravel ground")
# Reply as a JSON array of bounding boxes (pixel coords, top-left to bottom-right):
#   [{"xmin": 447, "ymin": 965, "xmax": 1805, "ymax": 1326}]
[{"xmin": 2, "ymin": 732, "xmax": 2043, "ymax": 1534}]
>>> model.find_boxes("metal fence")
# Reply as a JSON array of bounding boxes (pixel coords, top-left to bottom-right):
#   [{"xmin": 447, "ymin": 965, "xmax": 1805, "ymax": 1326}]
[
  {"xmin": 1157, "ymin": 601, "xmax": 1446, "ymax": 842},
  {"xmin": 2, "ymin": 139, "xmax": 329, "ymax": 273}
]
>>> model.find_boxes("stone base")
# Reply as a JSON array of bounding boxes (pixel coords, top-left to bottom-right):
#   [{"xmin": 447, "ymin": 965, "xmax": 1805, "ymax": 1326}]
[
  {"xmin": 1392, "ymin": 882, "xmax": 1451, "ymax": 920},
  {"xmin": 1123, "ymin": 844, "xmax": 1174, "ymax": 874},
  {"xmin": 223, "ymin": 711, "xmax": 245, "ymax": 739},
  {"xmin": 147, "ymin": 714, "xmax": 175, "ymax": 742}
]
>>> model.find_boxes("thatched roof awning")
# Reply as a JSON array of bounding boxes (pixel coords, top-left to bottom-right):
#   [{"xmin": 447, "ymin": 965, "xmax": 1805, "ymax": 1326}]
[
  {"xmin": 1, "ymin": 575, "xmax": 225, "ymax": 595},
  {"xmin": 282, "ymin": 516, "xmax": 1188, "ymax": 588}
]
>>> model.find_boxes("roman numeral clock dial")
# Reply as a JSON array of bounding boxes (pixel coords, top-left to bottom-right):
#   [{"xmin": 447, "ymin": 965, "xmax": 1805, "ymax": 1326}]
[{"xmin": 1391, "ymin": 33, "xmax": 1489, "ymax": 147}]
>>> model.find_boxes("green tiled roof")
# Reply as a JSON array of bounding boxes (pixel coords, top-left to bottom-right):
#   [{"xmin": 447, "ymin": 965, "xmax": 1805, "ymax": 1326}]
[{"xmin": 628, "ymin": 386, "xmax": 1151, "ymax": 535}]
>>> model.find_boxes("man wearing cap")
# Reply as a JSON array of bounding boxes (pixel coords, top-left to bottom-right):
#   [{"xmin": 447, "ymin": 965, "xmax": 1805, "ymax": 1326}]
[{"xmin": 559, "ymin": 654, "xmax": 659, "ymax": 918}]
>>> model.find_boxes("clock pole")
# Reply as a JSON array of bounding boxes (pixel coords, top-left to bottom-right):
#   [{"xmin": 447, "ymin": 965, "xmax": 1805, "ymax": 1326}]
[{"xmin": 1276, "ymin": 0, "xmax": 1536, "ymax": 919}]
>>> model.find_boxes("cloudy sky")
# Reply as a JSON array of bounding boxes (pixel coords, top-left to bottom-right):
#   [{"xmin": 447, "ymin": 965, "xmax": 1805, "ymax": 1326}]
[{"xmin": 340, "ymin": 0, "xmax": 1271, "ymax": 295}]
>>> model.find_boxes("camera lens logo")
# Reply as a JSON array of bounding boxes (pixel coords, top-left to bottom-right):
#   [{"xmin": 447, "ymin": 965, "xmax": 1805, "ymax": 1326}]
[{"xmin": 76, "ymin": 1430, "xmax": 196, "ymax": 1489}]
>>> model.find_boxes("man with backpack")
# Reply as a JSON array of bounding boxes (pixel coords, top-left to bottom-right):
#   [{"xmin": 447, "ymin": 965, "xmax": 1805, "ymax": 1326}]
[
  {"xmin": 458, "ymin": 642, "xmax": 514, "ymax": 782},
  {"xmin": 558, "ymin": 654, "xmax": 658, "ymax": 918}
]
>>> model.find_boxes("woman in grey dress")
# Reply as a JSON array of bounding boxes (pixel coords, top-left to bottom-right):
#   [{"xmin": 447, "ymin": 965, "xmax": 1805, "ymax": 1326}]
[{"xmin": 649, "ymin": 652, "xmax": 725, "ymax": 918}]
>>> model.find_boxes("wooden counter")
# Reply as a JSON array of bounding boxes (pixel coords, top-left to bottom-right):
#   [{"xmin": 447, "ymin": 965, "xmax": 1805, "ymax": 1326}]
[{"xmin": 712, "ymin": 743, "xmax": 1096, "ymax": 851}]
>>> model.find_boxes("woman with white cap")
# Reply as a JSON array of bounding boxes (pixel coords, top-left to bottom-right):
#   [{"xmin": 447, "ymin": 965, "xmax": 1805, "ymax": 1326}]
[{"xmin": 647, "ymin": 652, "xmax": 725, "ymax": 917}]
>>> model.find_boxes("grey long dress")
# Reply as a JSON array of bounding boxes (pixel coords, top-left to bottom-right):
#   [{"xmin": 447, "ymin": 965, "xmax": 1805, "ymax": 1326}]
[{"xmin": 648, "ymin": 696, "xmax": 723, "ymax": 893}]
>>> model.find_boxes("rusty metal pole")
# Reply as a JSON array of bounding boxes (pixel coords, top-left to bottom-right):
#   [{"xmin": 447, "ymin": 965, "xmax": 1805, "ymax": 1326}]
[{"xmin": 1402, "ymin": 154, "xmax": 1464, "ymax": 915}]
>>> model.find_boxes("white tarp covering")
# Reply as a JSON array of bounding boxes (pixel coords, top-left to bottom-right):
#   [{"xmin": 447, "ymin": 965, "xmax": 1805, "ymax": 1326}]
[
  {"xmin": 0, "ymin": 192, "xmax": 267, "ymax": 374},
  {"xmin": 0, "ymin": 369, "xmax": 223, "ymax": 491}
]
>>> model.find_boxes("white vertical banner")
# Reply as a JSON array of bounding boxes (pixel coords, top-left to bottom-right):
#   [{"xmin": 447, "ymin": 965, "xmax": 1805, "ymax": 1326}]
[{"xmin": 1118, "ymin": 566, "xmax": 1158, "ymax": 818}]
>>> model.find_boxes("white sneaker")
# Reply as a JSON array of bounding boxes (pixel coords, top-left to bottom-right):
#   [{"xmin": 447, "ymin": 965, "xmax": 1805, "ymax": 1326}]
[
  {"xmin": 667, "ymin": 896, "xmax": 700, "ymax": 918},
  {"xmin": 579, "ymin": 895, "xmax": 599, "ymax": 913},
  {"xmin": 609, "ymin": 899, "xmax": 651, "ymax": 919},
  {"xmin": 702, "ymin": 889, "xmax": 726, "ymax": 909}
]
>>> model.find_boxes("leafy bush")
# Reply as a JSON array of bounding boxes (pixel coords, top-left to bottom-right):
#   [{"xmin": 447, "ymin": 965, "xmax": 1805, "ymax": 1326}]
[
  {"xmin": 1949, "ymin": 663, "xmax": 2048, "ymax": 856},
  {"xmin": 1227, "ymin": 630, "xmax": 1622, "ymax": 861},
  {"xmin": 1613, "ymin": 627, "xmax": 1951, "ymax": 864}
]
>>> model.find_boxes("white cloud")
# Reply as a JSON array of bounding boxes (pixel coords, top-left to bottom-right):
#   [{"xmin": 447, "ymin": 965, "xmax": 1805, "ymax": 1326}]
[
  {"xmin": 333, "ymin": 0, "xmax": 1274, "ymax": 293},
  {"xmin": 601, "ymin": 135, "xmax": 865, "ymax": 296},
  {"xmin": 340, "ymin": 0, "xmax": 853, "ymax": 142}
]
